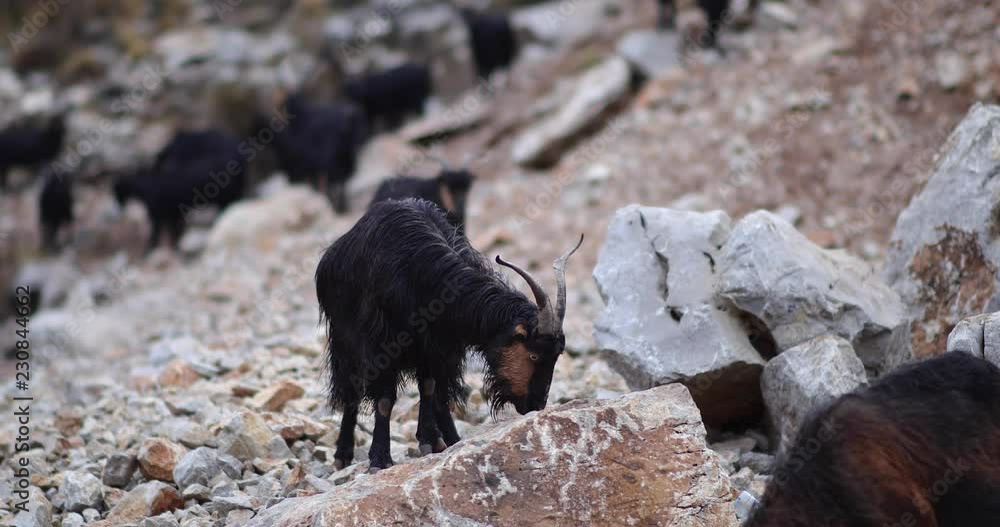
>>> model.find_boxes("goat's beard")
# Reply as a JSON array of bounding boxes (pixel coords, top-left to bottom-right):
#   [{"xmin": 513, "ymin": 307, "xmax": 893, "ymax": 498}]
[{"xmin": 481, "ymin": 368, "xmax": 514, "ymax": 420}]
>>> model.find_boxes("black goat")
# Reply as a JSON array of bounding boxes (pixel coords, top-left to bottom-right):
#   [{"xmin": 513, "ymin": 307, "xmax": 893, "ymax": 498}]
[
  {"xmin": 316, "ymin": 199, "xmax": 582, "ymax": 471},
  {"xmin": 264, "ymin": 93, "xmax": 368, "ymax": 213},
  {"xmin": 369, "ymin": 166, "xmax": 475, "ymax": 233},
  {"xmin": 747, "ymin": 351, "xmax": 1000, "ymax": 526},
  {"xmin": 113, "ymin": 128, "xmax": 246, "ymax": 251},
  {"xmin": 459, "ymin": 7, "xmax": 518, "ymax": 80},
  {"xmin": 661, "ymin": 0, "xmax": 751, "ymax": 49},
  {"xmin": 0, "ymin": 114, "xmax": 66, "ymax": 190},
  {"xmin": 342, "ymin": 63, "xmax": 432, "ymax": 131},
  {"xmin": 38, "ymin": 167, "xmax": 74, "ymax": 252}
]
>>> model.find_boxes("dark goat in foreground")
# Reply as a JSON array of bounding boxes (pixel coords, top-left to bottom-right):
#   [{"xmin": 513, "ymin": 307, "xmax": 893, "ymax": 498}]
[
  {"xmin": 113, "ymin": 129, "xmax": 246, "ymax": 251},
  {"xmin": 265, "ymin": 93, "xmax": 367, "ymax": 212},
  {"xmin": 746, "ymin": 351, "xmax": 1000, "ymax": 527},
  {"xmin": 316, "ymin": 199, "xmax": 582, "ymax": 471},
  {"xmin": 342, "ymin": 63, "xmax": 431, "ymax": 131},
  {"xmin": 459, "ymin": 7, "xmax": 518, "ymax": 80},
  {"xmin": 369, "ymin": 166, "xmax": 475, "ymax": 233},
  {"xmin": 0, "ymin": 114, "xmax": 66, "ymax": 190},
  {"xmin": 38, "ymin": 168, "xmax": 74, "ymax": 252}
]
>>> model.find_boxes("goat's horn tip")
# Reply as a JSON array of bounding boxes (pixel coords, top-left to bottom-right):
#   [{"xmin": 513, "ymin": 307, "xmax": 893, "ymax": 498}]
[{"xmin": 494, "ymin": 255, "xmax": 503, "ymax": 263}]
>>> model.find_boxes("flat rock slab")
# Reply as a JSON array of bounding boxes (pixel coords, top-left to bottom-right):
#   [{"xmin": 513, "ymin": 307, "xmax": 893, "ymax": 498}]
[{"xmin": 247, "ymin": 384, "xmax": 739, "ymax": 527}]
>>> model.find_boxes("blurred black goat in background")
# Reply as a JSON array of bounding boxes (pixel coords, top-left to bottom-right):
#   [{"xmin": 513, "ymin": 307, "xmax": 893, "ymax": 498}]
[
  {"xmin": 458, "ymin": 6, "xmax": 518, "ymax": 81},
  {"xmin": 0, "ymin": 113, "xmax": 66, "ymax": 190},
  {"xmin": 113, "ymin": 128, "xmax": 246, "ymax": 251},
  {"xmin": 264, "ymin": 92, "xmax": 368, "ymax": 212},
  {"xmin": 342, "ymin": 62, "xmax": 432, "ymax": 131}
]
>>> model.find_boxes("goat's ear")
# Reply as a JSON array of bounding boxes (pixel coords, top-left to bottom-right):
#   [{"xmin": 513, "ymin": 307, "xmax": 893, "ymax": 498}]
[{"xmin": 513, "ymin": 324, "xmax": 528, "ymax": 339}]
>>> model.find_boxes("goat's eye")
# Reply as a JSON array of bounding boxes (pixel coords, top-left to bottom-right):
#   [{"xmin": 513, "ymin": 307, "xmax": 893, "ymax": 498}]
[{"xmin": 529, "ymin": 353, "xmax": 539, "ymax": 362}]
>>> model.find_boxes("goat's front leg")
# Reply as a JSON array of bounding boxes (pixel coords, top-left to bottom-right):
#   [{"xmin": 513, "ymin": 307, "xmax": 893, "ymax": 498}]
[
  {"xmin": 416, "ymin": 378, "xmax": 447, "ymax": 455},
  {"xmin": 434, "ymin": 398, "xmax": 461, "ymax": 447},
  {"xmin": 368, "ymin": 396, "xmax": 396, "ymax": 472}
]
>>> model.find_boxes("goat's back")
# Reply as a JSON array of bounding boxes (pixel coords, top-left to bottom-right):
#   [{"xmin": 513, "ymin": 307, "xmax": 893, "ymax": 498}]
[
  {"xmin": 317, "ymin": 199, "xmax": 484, "ymax": 323},
  {"xmin": 748, "ymin": 351, "xmax": 1000, "ymax": 526}
]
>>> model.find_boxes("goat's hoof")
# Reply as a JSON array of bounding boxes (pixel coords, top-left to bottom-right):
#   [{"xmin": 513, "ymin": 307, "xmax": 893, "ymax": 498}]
[
  {"xmin": 333, "ymin": 459, "xmax": 348, "ymax": 470},
  {"xmin": 419, "ymin": 443, "xmax": 435, "ymax": 456},
  {"xmin": 367, "ymin": 466, "xmax": 382, "ymax": 474},
  {"xmin": 434, "ymin": 438, "xmax": 447, "ymax": 453}
]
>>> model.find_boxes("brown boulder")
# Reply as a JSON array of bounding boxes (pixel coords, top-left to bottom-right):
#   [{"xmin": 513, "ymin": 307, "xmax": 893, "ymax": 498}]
[{"xmin": 248, "ymin": 384, "xmax": 738, "ymax": 527}]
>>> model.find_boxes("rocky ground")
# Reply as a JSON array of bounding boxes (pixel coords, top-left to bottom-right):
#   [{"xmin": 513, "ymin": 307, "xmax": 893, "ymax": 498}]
[{"xmin": 0, "ymin": 0, "xmax": 998, "ymax": 525}]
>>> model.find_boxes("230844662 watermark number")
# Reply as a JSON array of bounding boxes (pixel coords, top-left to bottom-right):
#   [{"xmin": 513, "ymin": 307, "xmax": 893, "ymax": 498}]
[{"xmin": 10, "ymin": 286, "xmax": 34, "ymax": 514}]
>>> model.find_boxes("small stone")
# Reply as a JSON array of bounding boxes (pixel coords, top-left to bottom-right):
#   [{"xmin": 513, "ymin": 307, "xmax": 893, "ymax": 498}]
[
  {"xmin": 216, "ymin": 411, "xmax": 291, "ymax": 462},
  {"xmin": 61, "ymin": 512, "xmax": 86, "ymax": 527},
  {"xmin": 139, "ymin": 513, "xmax": 180, "ymax": 527},
  {"xmin": 103, "ymin": 453, "xmax": 138, "ymax": 488},
  {"xmin": 54, "ymin": 409, "xmax": 84, "ymax": 436},
  {"xmin": 11, "ymin": 487, "xmax": 52, "ymax": 527},
  {"xmin": 935, "ymin": 51, "xmax": 971, "ymax": 90},
  {"xmin": 62, "ymin": 470, "xmax": 104, "ymax": 513},
  {"xmin": 211, "ymin": 492, "xmax": 256, "ymax": 515},
  {"xmin": 249, "ymin": 378, "xmax": 305, "ymax": 411},
  {"xmin": 138, "ymin": 438, "xmax": 188, "ymax": 482},
  {"xmin": 82, "ymin": 508, "xmax": 101, "ymax": 523},
  {"xmin": 159, "ymin": 359, "xmax": 202, "ymax": 388},
  {"xmin": 104, "ymin": 481, "xmax": 183, "ymax": 524},
  {"xmin": 174, "ymin": 447, "xmax": 221, "ymax": 489},
  {"xmin": 182, "ymin": 484, "xmax": 212, "ymax": 501},
  {"xmin": 226, "ymin": 509, "xmax": 256, "ymax": 525},
  {"xmin": 730, "ymin": 466, "xmax": 755, "ymax": 490},
  {"xmin": 738, "ymin": 452, "xmax": 775, "ymax": 474}
]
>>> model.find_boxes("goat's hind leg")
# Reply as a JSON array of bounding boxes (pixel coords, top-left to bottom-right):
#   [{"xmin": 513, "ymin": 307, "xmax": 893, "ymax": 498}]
[
  {"xmin": 368, "ymin": 394, "xmax": 396, "ymax": 472},
  {"xmin": 332, "ymin": 402, "xmax": 358, "ymax": 470},
  {"xmin": 367, "ymin": 369, "xmax": 399, "ymax": 472}
]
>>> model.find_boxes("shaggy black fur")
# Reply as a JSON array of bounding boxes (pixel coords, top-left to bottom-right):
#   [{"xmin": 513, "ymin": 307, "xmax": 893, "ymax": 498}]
[
  {"xmin": 342, "ymin": 62, "xmax": 431, "ymax": 131},
  {"xmin": 38, "ymin": 167, "xmax": 73, "ymax": 252},
  {"xmin": 459, "ymin": 8, "xmax": 518, "ymax": 80},
  {"xmin": 369, "ymin": 169, "xmax": 475, "ymax": 233},
  {"xmin": 0, "ymin": 114, "xmax": 66, "ymax": 190},
  {"xmin": 113, "ymin": 128, "xmax": 246, "ymax": 251},
  {"xmin": 316, "ymin": 199, "xmax": 568, "ymax": 470},
  {"xmin": 747, "ymin": 351, "xmax": 1000, "ymax": 527},
  {"xmin": 265, "ymin": 93, "xmax": 368, "ymax": 212}
]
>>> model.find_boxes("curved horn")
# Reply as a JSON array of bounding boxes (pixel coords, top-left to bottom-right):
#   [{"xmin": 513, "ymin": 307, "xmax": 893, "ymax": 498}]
[
  {"xmin": 553, "ymin": 234, "xmax": 584, "ymax": 326},
  {"xmin": 495, "ymin": 254, "xmax": 555, "ymax": 332}
]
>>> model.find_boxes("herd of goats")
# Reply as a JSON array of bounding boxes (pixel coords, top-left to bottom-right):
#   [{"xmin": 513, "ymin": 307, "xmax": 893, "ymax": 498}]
[{"xmin": 2, "ymin": 1, "xmax": 1000, "ymax": 525}]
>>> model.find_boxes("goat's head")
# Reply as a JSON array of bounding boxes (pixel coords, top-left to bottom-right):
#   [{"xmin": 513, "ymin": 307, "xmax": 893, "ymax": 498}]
[
  {"xmin": 485, "ymin": 235, "xmax": 584, "ymax": 416},
  {"xmin": 436, "ymin": 168, "xmax": 475, "ymax": 221}
]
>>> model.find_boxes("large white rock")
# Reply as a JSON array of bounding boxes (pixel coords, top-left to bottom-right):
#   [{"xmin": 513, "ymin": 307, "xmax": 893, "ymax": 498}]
[
  {"xmin": 719, "ymin": 211, "xmax": 908, "ymax": 375},
  {"xmin": 594, "ymin": 205, "xmax": 767, "ymax": 427},
  {"xmin": 512, "ymin": 56, "xmax": 631, "ymax": 167},
  {"xmin": 760, "ymin": 336, "xmax": 867, "ymax": 451},
  {"xmin": 884, "ymin": 104, "xmax": 1000, "ymax": 360}
]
